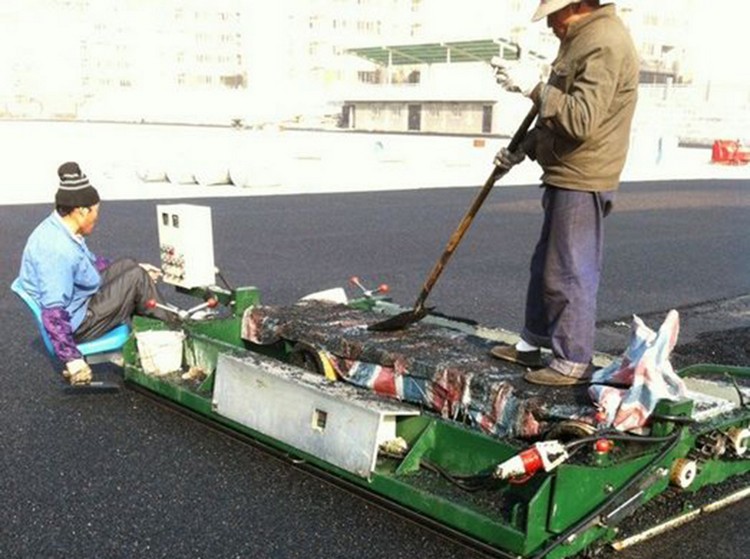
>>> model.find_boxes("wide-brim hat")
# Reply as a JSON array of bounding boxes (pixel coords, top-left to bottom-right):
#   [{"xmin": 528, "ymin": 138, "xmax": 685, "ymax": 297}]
[{"xmin": 532, "ymin": 0, "xmax": 581, "ymax": 22}]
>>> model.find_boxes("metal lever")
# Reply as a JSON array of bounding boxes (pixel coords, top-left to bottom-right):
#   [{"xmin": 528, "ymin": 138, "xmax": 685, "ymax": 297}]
[
  {"xmin": 350, "ymin": 276, "xmax": 389, "ymax": 299},
  {"xmin": 146, "ymin": 297, "xmax": 218, "ymax": 320}
]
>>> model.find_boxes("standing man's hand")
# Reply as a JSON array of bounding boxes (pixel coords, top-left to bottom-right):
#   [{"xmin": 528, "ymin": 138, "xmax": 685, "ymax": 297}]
[
  {"xmin": 494, "ymin": 147, "xmax": 526, "ymax": 172},
  {"xmin": 491, "ymin": 56, "xmax": 544, "ymax": 97}
]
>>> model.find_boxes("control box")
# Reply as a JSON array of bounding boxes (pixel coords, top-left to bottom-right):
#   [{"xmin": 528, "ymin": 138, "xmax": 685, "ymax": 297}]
[{"xmin": 156, "ymin": 204, "xmax": 215, "ymax": 288}]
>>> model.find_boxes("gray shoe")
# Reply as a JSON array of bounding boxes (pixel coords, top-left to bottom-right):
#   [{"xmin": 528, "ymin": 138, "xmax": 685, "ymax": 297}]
[
  {"xmin": 524, "ymin": 366, "xmax": 589, "ymax": 386},
  {"xmin": 489, "ymin": 344, "xmax": 544, "ymax": 369}
]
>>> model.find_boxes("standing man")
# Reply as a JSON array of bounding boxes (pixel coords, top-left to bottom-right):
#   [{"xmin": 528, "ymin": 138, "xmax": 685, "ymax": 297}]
[
  {"xmin": 489, "ymin": 0, "xmax": 639, "ymax": 385},
  {"xmin": 18, "ymin": 161, "xmax": 168, "ymax": 386}
]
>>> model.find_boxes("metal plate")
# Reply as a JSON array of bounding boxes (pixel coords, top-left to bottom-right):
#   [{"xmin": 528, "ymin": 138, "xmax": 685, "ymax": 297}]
[{"xmin": 213, "ymin": 353, "xmax": 418, "ymax": 479}]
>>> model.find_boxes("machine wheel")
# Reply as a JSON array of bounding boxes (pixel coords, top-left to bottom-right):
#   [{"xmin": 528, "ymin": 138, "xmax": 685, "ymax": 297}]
[
  {"xmin": 727, "ymin": 427, "xmax": 750, "ymax": 457},
  {"xmin": 289, "ymin": 342, "xmax": 337, "ymax": 381},
  {"xmin": 669, "ymin": 458, "xmax": 697, "ymax": 489}
]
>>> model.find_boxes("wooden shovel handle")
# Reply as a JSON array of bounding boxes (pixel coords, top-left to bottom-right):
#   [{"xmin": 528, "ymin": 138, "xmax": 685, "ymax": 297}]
[{"xmin": 412, "ymin": 105, "xmax": 539, "ymax": 312}]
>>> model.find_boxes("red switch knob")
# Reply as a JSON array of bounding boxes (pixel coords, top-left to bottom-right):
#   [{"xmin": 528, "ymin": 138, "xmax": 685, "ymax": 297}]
[{"xmin": 594, "ymin": 438, "xmax": 614, "ymax": 454}]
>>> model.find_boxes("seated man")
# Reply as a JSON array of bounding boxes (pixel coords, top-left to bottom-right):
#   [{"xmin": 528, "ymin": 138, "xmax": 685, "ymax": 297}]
[{"xmin": 18, "ymin": 161, "xmax": 169, "ymax": 385}]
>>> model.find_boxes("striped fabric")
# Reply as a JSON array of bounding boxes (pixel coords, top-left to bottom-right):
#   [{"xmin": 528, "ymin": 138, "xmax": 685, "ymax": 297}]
[
  {"xmin": 589, "ymin": 310, "xmax": 686, "ymax": 433},
  {"xmin": 242, "ymin": 300, "xmax": 597, "ymax": 440}
]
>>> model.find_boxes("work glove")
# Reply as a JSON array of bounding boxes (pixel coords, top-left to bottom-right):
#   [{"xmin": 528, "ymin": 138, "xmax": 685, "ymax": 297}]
[
  {"xmin": 494, "ymin": 147, "xmax": 526, "ymax": 172},
  {"xmin": 491, "ymin": 55, "xmax": 544, "ymax": 97},
  {"xmin": 64, "ymin": 358, "xmax": 93, "ymax": 385},
  {"xmin": 139, "ymin": 262, "xmax": 163, "ymax": 282}
]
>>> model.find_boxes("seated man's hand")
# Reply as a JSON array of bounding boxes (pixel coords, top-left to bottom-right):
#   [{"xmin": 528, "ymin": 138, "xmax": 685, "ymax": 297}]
[
  {"xmin": 139, "ymin": 262, "xmax": 163, "ymax": 282},
  {"xmin": 494, "ymin": 147, "xmax": 525, "ymax": 172},
  {"xmin": 64, "ymin": 358, "xmax": 92, "ymax": 385}
]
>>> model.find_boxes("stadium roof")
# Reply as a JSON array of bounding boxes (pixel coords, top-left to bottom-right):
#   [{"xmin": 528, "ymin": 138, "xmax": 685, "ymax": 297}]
[{"xmin": 347, "ymin": 38, "xmax": 525, "ymax": 66}]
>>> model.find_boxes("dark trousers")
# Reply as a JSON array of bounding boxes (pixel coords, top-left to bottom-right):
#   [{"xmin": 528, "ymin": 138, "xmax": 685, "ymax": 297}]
[
  {"xmin": 521, "ymin": 186, "xmax": 613, "ymax": 376},
  {"xmin": 75, "ymin": 258, "xmax": 168, "ymax": 342}
]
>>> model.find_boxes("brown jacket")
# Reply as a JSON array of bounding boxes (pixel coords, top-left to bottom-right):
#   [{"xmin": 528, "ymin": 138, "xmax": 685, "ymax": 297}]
[{"xmin": 526, "ymin": 4, "xmax": 639, "ymax": 191}]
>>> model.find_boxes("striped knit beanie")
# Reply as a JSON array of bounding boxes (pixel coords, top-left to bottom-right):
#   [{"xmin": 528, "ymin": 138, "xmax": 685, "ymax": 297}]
[{"xmin": 55, "ymin": 161, "xmax": 100, "ymax": 207}]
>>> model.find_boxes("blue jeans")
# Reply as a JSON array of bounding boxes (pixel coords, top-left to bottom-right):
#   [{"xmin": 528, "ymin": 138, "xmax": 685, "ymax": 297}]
[{"xmin": 521, "ymin": 185, "xmax": 614, "ymax": 377}]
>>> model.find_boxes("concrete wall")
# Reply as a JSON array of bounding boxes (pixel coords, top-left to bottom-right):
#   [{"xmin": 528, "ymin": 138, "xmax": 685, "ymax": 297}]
[
  {"xmin": 352, "ymin": 103, "xmax": 407, "ymax": 132},
  {"xmin": 346, "ymin": 82, "xmax": 750, "ymax": 143},
  {"xmin": 346, "ymin": 101, "xmax": 494, "ymax": 134},
  {"xmin": 422, "ymin": 103, "xmax": 489, "ymax": 134}
]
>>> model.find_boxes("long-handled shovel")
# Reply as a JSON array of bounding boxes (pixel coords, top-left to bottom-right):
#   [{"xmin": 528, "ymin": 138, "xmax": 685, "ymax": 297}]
[{"xmin": 369, "ymin": 105, "xmax": 539, "ymax": 332}]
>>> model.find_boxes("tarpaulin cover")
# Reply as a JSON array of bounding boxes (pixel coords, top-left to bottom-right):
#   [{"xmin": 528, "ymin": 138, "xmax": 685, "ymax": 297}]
[
  {"xmin": 242, "ymin": 301, "xmax": 595, "ymax": 440},
  {"xmin": 589, "ymin": 310, "xmax": 686, "ymax": 433}
]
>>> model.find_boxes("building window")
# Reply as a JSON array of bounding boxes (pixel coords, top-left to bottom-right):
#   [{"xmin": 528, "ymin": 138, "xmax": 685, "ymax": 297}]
[
  {"xmin": 482, "ymin": 105, "xmax": 493, "ymax": 134},
  {"xmin": 408, "ymin": 104, "xmax": 421, "ymax": 131},
  {"xmin": 358, "ymin": 71, "xmax": 379, "ymax": 84}
]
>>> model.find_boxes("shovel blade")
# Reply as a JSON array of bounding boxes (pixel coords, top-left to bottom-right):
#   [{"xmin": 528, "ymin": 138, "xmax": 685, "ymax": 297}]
[{"xmin": 368, "ymin": 306, "xmax": 430, "ymax": 332}]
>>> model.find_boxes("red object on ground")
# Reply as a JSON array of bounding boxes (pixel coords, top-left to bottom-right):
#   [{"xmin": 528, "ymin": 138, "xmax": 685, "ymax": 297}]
[{"xmin": 712, "ymin": 140, "xmax": 750, "ymax": 165}]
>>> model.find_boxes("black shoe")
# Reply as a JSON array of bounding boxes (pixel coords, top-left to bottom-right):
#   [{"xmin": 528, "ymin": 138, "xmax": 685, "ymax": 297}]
[{"xmin": 489, "ymin": 344, "xmax": 544, "ymax": 369}]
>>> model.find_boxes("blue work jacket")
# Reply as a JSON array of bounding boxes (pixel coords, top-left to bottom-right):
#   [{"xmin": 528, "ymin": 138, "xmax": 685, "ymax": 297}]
[{"xmin": 18, "ymin": 212, "xmax": 101, "ymax": 329}]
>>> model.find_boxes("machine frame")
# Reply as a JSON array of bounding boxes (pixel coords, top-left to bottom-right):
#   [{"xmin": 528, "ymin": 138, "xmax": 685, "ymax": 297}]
[{"xmin": 122, "ymin": 282, "xmax": 750, "ymax": 559}]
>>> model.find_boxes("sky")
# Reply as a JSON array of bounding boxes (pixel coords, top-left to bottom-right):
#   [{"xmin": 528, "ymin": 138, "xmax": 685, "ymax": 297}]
[
  {"xmin": 625, "ymin": 0, "xmax": 748, "ymax": 83},
  {"xmin": 684, "ymin": 1, "xmax": 748, "ymax": 82}
]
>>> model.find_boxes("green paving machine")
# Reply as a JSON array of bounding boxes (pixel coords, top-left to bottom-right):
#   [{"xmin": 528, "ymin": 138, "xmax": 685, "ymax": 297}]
[{"xmin": 122, "ymin": 204, "xmax": 750, "ymax": 558}]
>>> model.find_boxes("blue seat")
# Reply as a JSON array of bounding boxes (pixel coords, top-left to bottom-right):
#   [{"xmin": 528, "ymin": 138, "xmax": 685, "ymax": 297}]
[{"xmin": 11, "ymin": 277, "xmax": 130, "ymax": 362}]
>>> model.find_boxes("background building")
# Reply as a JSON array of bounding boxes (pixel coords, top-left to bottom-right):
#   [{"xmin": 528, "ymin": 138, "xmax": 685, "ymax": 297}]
[
  {"xmin": 0, "ymin": 0, "xmax": 746, "ymax": 140},
  {"xmin": 0, "ymin": 0, "xmax": 247, "ymax": 121}
]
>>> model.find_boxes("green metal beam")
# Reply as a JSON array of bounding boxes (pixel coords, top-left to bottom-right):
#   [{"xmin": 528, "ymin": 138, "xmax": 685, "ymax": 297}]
[{"xmin": 347, "ymin": 38, "xmax": 524, "ymax": 67}]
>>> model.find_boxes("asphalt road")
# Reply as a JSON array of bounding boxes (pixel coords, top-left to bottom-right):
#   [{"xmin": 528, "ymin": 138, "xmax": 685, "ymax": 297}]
[{"xmin": 1, "ymin": 178, "xmax": 748, "ymax": 559}]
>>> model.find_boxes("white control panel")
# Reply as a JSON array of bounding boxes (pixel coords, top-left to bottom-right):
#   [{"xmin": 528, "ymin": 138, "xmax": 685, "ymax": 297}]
[{"xmin": 156, "ymin": 204, "xmax": 215, "ymax": 288}]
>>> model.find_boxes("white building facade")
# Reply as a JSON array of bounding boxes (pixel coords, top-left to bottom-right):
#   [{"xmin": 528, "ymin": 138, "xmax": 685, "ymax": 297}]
[{"xmin": 0, "ymin": 0, "xmax": 740, "ymax": 129}]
